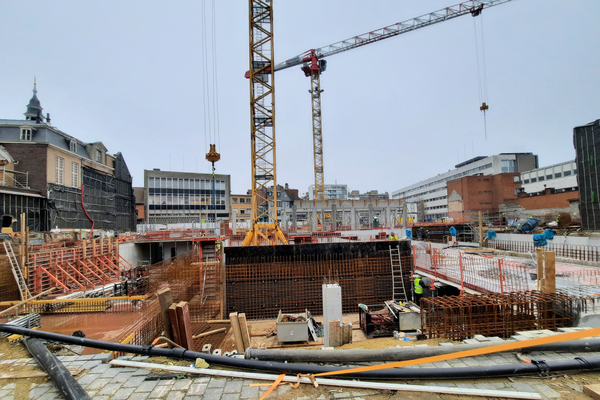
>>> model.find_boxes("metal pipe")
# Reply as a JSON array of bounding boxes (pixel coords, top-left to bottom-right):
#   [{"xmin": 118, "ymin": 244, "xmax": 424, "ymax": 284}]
[
  {"xmin": 25, "ymin": 337, "xmax": 92, "ymax": 400},
  {"xmin": 246, "ymin": 338, "xmax": 600, "ymax": 362},
  {"xmin": 3, "ymin": 325, "xmax": 600, "ymax": 379}
]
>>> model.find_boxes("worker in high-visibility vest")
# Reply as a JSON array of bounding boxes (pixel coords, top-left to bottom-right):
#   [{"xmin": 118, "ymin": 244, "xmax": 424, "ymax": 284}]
[
  {"xmin": 413, "ymin": 274, "xmax": 423, "ymax": 304},
  {"xmin": 389, "ymin": 231, "xmax": 399, "ymax": 241}
]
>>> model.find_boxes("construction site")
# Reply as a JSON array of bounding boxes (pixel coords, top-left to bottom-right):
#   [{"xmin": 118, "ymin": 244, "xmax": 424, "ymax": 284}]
[{"xmin": 1, "ymin": 0, "xmax": 600, "ymax": 399}]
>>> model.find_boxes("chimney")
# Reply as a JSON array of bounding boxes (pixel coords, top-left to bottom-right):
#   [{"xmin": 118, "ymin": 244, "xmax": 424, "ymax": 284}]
[
  {"xmin": 285, "ymin": 183, "xmax": 289, "ymax": 190},
  {"xmin": 46, "ymin": 113, "xmax": 51, "ymax": 124}
]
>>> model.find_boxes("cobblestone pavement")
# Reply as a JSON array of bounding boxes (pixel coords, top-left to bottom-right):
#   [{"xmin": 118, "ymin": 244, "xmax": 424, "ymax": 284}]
[{"xmin": 1, "ymin": 328, "xmax": 599, "ymax": 399}]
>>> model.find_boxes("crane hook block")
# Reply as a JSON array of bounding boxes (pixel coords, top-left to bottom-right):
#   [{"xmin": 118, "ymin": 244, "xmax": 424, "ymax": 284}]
[
  {"xmin": 480, "ymin": 102, "xmax": 489, "ymax": 112},
  {"xmin": 206, "ymin": 144, "xmax": 221, "ymax": 163}
]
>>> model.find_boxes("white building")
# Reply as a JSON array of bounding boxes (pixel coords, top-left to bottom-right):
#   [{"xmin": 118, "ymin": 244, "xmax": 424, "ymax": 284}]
[
  {"xmin": 308, "ymin": 183, "xmax": 348, "ymax": 200},
  {"xmin": 519, "ymin": 160, "xmax": 578, "ymax": 193},
  {"xmin": 392, "ymin": 153, "xmax": 538, "ymax": 221}
]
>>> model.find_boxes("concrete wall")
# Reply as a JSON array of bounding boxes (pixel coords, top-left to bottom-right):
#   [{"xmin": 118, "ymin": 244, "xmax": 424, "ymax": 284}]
[{"xmin": 119, "ymin": 242, "xmax": 150, "ymax": 267}]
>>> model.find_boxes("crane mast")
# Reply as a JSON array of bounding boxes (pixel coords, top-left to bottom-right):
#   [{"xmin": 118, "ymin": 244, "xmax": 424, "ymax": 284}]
[
  {"xmin": 243, "ymin": 0, "xmax": 288, "ymax": 246},
  {"xmin": 273, "ymin": 0, "xmax": 514, "ymax": 201}
]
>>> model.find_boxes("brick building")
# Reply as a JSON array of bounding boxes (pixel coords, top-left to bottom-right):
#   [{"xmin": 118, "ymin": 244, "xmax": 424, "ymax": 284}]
[
  {"xmin": 0, "ymin": 83, "xmax": 136, "ymax": 232},
  {"xmin": 447, "ymin": 173, "xmax": 521, "ymax": 222}
]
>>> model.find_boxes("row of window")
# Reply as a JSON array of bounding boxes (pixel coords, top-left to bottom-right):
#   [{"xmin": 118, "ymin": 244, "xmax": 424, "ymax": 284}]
[
  {"xmin": 402, "ymin": 163, "xmax": 493, "ymax": 195},
  {"xmin": 404, "ymin": 186, "xmax": 446, "ymax": 201},
  {"xmin": 148, "ymin": 205, "xmax": 226, "ymax": 211},
  {"xmin": 55, "ymin": 157, "xmax": 79, "ymax": 187},
  {"xmin": 522, "ymin": 169, "xmax": 576, "ymax": 184},
  {"xmin": 148, "ymin": 177, "xmax": 226, "ymax": 190},
  {"xmin": 425, "ymin": 196, "xmax": 447, "ymax": 203},
  {"xmin": 426, "ymin": 205, "xmax": 447, "ymax": 210},
  {"xmin": 232, "ymin": 197, "xmax": 250, "ymax": 203},
  {"xmin": 148, "ymin": 194, "xmax": 226, "ymax": 206}
]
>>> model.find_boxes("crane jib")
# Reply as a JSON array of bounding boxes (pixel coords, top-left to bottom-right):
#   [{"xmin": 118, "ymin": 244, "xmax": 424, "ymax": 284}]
[{"xmin": 273, "ymin": 0, "xmax": 515, "ymax": 72}]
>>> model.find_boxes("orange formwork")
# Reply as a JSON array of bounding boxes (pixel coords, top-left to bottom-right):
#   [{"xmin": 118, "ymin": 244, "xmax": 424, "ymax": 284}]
[{"xmin": 27, "ymin": 237, "xmax": 131, "ymax": 296}]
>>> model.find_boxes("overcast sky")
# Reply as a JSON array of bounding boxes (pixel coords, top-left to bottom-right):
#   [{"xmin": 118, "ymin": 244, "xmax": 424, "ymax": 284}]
[{"xmin": 1, "ymin": 1, "xmax": 599, "ymax": 197}]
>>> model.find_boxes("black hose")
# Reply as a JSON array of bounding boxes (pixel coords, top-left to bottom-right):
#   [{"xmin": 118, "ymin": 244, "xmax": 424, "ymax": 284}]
[
  {"xmin": 24, "ymin": 337, "xmax": 92, "ymax": 400},
  {"xmin": 246, "ymin": 338, "xmax": 600, "ymax": 363},
  {"xmin": 4, "ymin": 325, "xmax": 600, "ymax": 379}
]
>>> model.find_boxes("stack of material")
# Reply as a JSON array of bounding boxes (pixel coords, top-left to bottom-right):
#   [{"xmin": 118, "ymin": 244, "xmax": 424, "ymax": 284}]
[{"xmin": 0, "ymin": 313, "xmax": 41, "ymax": 337}]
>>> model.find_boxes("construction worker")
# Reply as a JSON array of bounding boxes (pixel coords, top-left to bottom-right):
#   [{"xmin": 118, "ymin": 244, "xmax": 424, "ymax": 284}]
[
  {"xmin": 413, "ymin": 274, "xmax": 423, "ymax": 304},
  {"xmin": 389, "ymin": 231, "xmax": 399, "ymax": 241}
]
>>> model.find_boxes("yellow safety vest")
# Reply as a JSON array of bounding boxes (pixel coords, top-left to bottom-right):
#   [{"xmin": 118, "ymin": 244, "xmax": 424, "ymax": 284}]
[
  {"xmin": 414, "ymin": 278, "xmax": 423, "ymax": 294},
  {"xmin": 390, "ymin": 235, "xmax": 398, "ymax": 241}
]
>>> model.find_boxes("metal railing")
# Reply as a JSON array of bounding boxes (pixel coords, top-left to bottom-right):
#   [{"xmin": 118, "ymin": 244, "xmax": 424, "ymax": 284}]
[{"xmin": 487, "ymin": 240, "xmax": 600, "ymax": 263}]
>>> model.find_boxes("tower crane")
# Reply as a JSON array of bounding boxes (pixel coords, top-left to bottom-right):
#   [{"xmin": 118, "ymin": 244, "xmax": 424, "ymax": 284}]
[
  {"xmin": 243, "ymin": 0, "xmax": 513, "ymax": 246},
  {"xmin": 273, "ymin": 0, "xmax": 515, "ymax": 201}
]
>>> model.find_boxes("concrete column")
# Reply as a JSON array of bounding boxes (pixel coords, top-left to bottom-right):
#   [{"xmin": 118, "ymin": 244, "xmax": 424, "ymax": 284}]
[
  {"xmin": 312, "ymin": 209, "xmax": 318, "ymax": 232},
  {"xmin": 368, "ymin": 204, "xmax": 374, "ymax": 229},
  {"xmin": 281, "ymin": 208, "xmax": 288, "ymax": 232},
  {"xmin": 232, "ymin": 209, "xmax": 238, "ymax": 235},
  {"xmin": 320, "ymin": 210, "xmax": 325, "ymax": 230},
  {"xmin": 385, "ymin": 206, "xmax": 391, "ymax": 228},
  {"xmin": 351, "ymin": 207, "xmax": 357, "ymax": 230},
  {"xmin": 292, "ymin": 205, "xmax": 297, "ymax": 233},
  {"xmin": 403, "ymin": 202, "xmax": 408, "ymax": 228},
  {"xmin": 331, "ymin": 203, "xmax": 338, "ymax": 231}
]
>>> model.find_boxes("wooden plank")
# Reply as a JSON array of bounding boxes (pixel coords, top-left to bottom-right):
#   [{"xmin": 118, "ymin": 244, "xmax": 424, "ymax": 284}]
[
  {"xmin": 206, "ymin": 319, "xmax": 230, "ymax": 324},
  {"xmin": 543, "ymin": 251, "xmax": 556, "ymax": 294},
  {"xmin": 536, "ymin": 248, "xmax": 544, "ymax": 290},
  {"xmin": 176, "ymin": 301, "xmax": 194, "ymax": 351},
  {"xmin": 157, "ymin": 288, "xmax": 173, "ymax": 340},
  {"xmin": 329, "ymin": 319, "xmax": 342, "ymax": 347},
  {"xmin": 238, "ymin": 313, "xmax": 252, "ymax": 350},
  {"xmin": 192, "ymin": 327, "xmax": 226, "ymax": 339},
  {"xmin": 584, "ymin": 384, "xmax": 600, "ymax": 400},
  {"xmin": 168, "ymin": 303, "xmax": 181, "ymax": 346},
  {"xmin": 229, "ymin": 312, "xmax": 245, "ymax": 353}
]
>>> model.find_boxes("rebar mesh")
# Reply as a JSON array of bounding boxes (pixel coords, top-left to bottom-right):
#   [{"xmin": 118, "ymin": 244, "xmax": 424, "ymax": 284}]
[{"xmin": 421, "ymin": 291, "xmax": 585, "ymax": 341}]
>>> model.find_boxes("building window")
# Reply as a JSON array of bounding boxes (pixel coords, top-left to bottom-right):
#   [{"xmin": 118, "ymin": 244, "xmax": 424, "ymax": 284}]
[
  {"xmin": 56, "ymin": 157, "xmax": 64, "ymax": 185},
  {"xmin": 240, "ymin": 209, "xmax": 245, "ymax": 214},
  {"xmin": 239, "ymin": 198, "xmax": 245, "ymax": 203},
  {"xmin": 554, "ymin": 172, "xmax": 562, "ymax": 178},
  {"xmin": 71, "ymin": 162, "xmax": 79, "ymax": 187},
  {"xmin": 538, "ymin": 176, "xmax": 545, "ymax": 181},
  {"xmin": 564, "ymin": 170, "xmax": 572, "ymax": 176},
  {"xmin": 546, "ymin": 175, "xmax": 552, "ymax": 180},
  {"xmin": 20, "ymin": 128, "xmax": 32, "ymax": 141},
  {"xmin": 96, "ymin": 149, "xmax": 102, "ymax": 163},
  {"xmin": 531, "ymin": 178, "xmax": 537, "ymax": 182},
  {"xmin": 523, "ymin": 179, "xmax": 530, "ymax": 184},
  {"xmin": 501, "ymin": 160, "xmax": 516, "ymax": 173},
  {"xmin": 232, "ymin": 198, "xmax": 238, "ymax": 203},
  {"xmin": 70, "ymin": 140, "xmax": 77, "ymax": 153}
]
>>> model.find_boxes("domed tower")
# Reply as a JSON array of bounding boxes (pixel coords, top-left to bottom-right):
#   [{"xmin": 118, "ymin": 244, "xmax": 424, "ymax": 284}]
[{"xmin": 24, "ymin": 79, "xmax": 45, "ymax": 123}]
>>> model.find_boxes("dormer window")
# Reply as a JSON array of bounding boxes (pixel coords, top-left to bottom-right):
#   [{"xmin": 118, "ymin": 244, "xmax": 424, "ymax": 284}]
[
  {"xmin": 20, "ymin": 128, "xmax": 32, "ymax": 141},
  {"xmin": 96, "ymin": 149, "xmax": 103, "ymax": 163},
  {"xmin": 70, "ymin": 140, "xmax": 77, "ymax": 153}
]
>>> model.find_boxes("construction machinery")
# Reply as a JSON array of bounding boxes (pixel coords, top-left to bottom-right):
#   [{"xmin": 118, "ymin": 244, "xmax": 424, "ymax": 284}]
[
  {"xmin": 244, "ymin": 0, "xmax": 514, "ymax": 245},
  {"xmin": 273, "ymin": 0, "xmax": 514, "ymax": 201}
]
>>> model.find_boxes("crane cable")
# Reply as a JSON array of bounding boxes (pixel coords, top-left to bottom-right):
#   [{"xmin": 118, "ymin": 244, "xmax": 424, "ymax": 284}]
[
  {"xmin": 473, "ymin": 14, "xmax": 489, "ymax": 139},
  {"xmin": 201, "ymin": 0, "xmax": 221, "ymax": 156}
]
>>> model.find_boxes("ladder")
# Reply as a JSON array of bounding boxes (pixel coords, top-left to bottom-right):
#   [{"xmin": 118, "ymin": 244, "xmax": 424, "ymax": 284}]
[
  {"xmin": 390, "ymin": 245, "xmax": 408, "ymax": 302},
  {"xmin": 3, "ymin": 241, "xmax": 31, "ymax": 300}
]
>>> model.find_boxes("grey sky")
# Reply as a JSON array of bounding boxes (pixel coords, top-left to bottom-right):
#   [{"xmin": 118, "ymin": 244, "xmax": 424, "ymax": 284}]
[{"xmin": 1, "ymin": 1, "xmax": 599, "ymax": 197}]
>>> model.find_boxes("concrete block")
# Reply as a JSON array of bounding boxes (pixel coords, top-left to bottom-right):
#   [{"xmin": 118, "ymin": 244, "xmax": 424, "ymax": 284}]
[
  {"xmin": 438, "ymin": 342, "xmax": 454, "ymax": 346},
  {"xmin": 473, "ymin": 334, "xmax": 491, "ymax": 342},
  {"xmin": 488, "ymin": 336, "xmax": 506, "ymax": 343},
  {"xmin": 462, "ymin": 338, "xmax": 479, "ymax": 344},
  {"xmin": 509, "ymin": 335, "xmax": 529, "ymax": 341}
]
